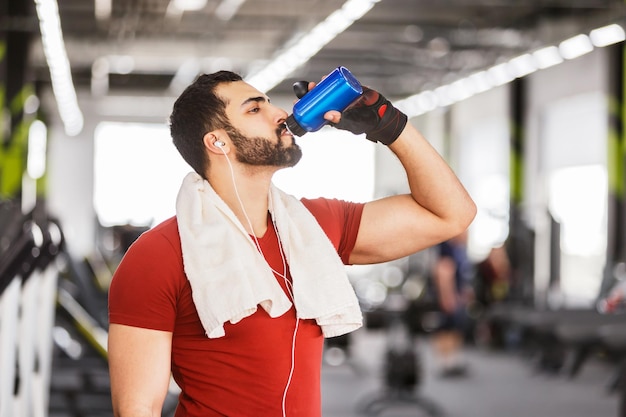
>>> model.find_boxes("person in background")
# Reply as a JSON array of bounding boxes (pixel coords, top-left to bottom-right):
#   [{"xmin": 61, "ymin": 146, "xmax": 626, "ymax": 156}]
[
  {"xmin": 475, "ymin": 244, "xmax": 511, "ymax": 307},
  {"xmin": 473, "ymin": 244, "xmax": 512, "ymax": 348},
  {"xmin": 107, "ymin": 70, "xmax": 476, "ymax": 417},
  {"xmin": 431, "ymin": 230, "xmax": 475, "ymax": 377}
]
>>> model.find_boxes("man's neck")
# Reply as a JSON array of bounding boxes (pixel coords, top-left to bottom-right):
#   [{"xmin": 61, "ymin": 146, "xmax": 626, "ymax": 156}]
[{"xmin": 208, "ymin": 167, "xmax": 274, "ymax": 238}]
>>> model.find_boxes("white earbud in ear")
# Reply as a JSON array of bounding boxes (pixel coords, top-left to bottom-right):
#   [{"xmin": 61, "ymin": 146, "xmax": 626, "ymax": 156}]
[{"xmin": 215, "ymin": 140, "xmax": 225, "ymax": 147}]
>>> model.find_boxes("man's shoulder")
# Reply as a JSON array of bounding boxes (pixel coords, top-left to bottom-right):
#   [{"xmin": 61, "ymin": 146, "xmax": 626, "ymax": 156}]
[
  {"xmin": 149, "ymin": 216, "xmax": 179, "ymax": 236},
  {"xmin": 300, "ymin": 196, "xmax": 364, "ymax": 219},
  {"xmin": 300, "ymin": 196, "xmax": 349, "ymax": 212},
  {"xmin": 130, "ymin": 216, "xmax": 181, "ymax": 254}
]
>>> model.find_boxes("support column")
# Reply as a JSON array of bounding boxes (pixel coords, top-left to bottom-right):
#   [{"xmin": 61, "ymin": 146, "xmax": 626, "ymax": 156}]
[{"xmin": 507, "ymin": 77, "xmax": 535, "ymax": 304}]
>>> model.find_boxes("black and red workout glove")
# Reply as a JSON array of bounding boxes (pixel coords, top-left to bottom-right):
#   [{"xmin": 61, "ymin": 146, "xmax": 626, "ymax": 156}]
[
  {"xmin": 292, "ymin": 82, "xmax": 408, "ymax": 146},
  {"xmin": 333, "ymin": 87, "xmax": 407, "ymax": 145}
]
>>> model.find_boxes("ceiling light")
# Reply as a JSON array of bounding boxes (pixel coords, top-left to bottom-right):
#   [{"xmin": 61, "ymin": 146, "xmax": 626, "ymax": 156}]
[
  {"xmin": 393, "ymin": 22, "xmax": 621, "ymax": 119},
  {"xmin": 342, "ymin": 0, "xmax": 379, "ymax": 19},
  {"xmin": 27, "ymin": 120, "xmax": 47, "ymax": 180},
  {"xmin": 416, "ymin": 91, "xmax": 438, "ymax": 112},
  {"xmin": 245, "ymin": 0, "xmax": 381, "ymax": 92},
  {"xmin": 434, "ymin": 85, "xmax": 454, "ymax": 107},
  {"xmin": 589, "ymin": 23, "xmax": 625, "ymax": 47},
  {"xmin": 34, "ymin": 0, "xmax": 83, "ymax": 136},
  {"xmin": 532, "ymin": 46, "xmax": 563, "ymax": 69},
  {"xmin": 215, "ymin": 0, "xmax": 246, "ymax": 21},
  {"xmin": 394, "ymin": 90, "xmax": 437, "ymax": 117},
  {"xmin": 94, "ymin": 0, "xmax": 111, "ymax": 20},
  {"xmin": 172, "ymin": 0, "xmax": 207, "ymax": 12},
  {"xmin": 559, "ymin": 34, "xmax": 593, "ymax": 60},
  {"xmin": 467, "ymin": 70, "xmax": 494, "ymax": 94},
  {"xmin": 394, "ymin": 99, "xmax": 423, "ymax": 118},
  {"xmin": 487, "ymin": 62, "xmax": 514, "ymax": 86},
  {"xmin": 108, "ymin": 55, "xmax": 135, "ymax": 74},
  {"xmin": 403, "ymin": 25, "xmax": 423, "ymax": 43},
  {"xmin": 507, "ymin": 53, "xmax": 537, "ymax": 78},
  {"xmin": 448, "ymin": 78, "xmax": 475, "ymax": 101},
  {"xmin": 427, "ymin": 37, "xmax": 450, "ymax": 58}
]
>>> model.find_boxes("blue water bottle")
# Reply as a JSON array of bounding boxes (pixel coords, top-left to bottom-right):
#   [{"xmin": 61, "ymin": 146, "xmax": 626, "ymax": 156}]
[{"xmin": 285, "ymin": 66, "xmax": 363, "ymax": 137}]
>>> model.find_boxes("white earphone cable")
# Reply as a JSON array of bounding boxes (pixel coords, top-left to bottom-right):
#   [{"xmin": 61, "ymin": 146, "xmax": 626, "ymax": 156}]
[{"xmin": 219, "ymin": 146, "xmax": 299, "ymax": 417}]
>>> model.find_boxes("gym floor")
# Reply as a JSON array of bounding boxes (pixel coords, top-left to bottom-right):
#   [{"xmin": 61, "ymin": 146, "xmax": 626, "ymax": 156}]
[
  {"xmin": 322, "ymin": 328, "xmax": 620, "ymax": 417},
  {"xmin": 48, "ymin": 319, "xmax": 620, "ymax": 417}
]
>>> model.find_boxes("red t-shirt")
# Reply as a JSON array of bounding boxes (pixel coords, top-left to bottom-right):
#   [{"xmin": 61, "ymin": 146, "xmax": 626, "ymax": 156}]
[{"xmin": 108, "ymin": 197, "xmax": 364, "ymax": 417}]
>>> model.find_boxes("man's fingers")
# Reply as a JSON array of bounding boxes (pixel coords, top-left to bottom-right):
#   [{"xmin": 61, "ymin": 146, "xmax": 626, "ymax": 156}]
[{"xmin": 323, "ymin": 110, "xmax": 341, "ymax": 123}]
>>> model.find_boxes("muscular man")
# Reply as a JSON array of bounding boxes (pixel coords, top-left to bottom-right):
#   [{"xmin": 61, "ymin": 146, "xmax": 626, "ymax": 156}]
[{"xmin": 107, "ymin": 71, "xmax": 476, "ymax": 416}]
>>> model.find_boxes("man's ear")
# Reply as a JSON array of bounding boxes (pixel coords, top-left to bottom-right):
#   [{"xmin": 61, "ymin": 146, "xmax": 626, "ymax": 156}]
[{"xmin": 203, "ymin": 131, "xmax": 228, "ymax": 153}]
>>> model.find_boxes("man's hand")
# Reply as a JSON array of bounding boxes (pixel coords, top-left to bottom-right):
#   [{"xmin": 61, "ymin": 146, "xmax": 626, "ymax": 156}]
[
  {"xmin": 332, "ymin": 87, "xmax": 408, "ymax": 145},
  {"xmin": 292, "ymin": 82, "xmax": 407, "ymax": 145}
]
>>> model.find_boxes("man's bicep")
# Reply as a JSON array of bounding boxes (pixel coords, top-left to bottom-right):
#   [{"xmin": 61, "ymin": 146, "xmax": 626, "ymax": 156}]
[
  {"xmin": 108, "ymin": 323, "xmax": 173, "ymax": 417},
  {"xmin": 350, "ymin": 194, "xmax": 447, "ymax": 264}
]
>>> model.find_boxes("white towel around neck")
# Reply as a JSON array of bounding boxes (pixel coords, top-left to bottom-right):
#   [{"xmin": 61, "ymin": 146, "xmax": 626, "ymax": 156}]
[{"xmin": 175, "ymin": 172, "xmax": 363, "ymax": 339}]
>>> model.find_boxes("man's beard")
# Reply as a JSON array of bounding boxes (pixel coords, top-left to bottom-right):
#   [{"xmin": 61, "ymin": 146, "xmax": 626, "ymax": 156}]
[{"xmin": 226, "ymin": 124, "xmax": 302, "ymax": 168}]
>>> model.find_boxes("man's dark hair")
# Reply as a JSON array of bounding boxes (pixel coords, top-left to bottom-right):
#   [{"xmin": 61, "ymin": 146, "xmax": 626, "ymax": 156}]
[{"xmin": 169, "ymin": 71, "xmax": 243, "ymax": 177}]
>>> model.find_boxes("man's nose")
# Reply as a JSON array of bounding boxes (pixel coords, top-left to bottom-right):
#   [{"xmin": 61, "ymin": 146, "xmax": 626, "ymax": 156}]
[{"xmin": 272, "ymin": 105, "xmax": 288, "ymax": 123}]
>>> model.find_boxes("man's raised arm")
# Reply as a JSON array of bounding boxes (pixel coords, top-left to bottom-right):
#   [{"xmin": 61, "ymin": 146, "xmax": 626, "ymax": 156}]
[{"xmin": 321, "ymin": 87, "xmax": 476, "ymax": 264}]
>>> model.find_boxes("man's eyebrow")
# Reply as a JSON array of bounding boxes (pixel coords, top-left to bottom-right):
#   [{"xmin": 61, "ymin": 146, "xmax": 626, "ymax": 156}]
[{"xmin": 241, "ymin": 96, "xmax": 268, "ymax": 107}]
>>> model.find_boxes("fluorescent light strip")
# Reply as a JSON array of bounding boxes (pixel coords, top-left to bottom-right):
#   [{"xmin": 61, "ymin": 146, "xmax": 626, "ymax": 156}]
[
  {"xmin": 532, "ymin": 46, "xmax": 563, "ymax": 69},
  {"xmin": 590, "ymin": 23, "xmax": 626, "ymax": 47},
  {"xmin": 94, "ymin": 0, "xmax": 112, "ymax": 20},
  {"xmin": 27, "ymin": 120, "xmax": 48, "ymax": 179},
  {"xmin": 215, "ymin": 0, "xmax": 246, "ymax": 21},
  {"xmin": 34, "ymin": 0, "xmax": 84, "ymax": 136},
  {"xmin": 245, "ymin": 0, "xmax": 381, "ymax": 92},
  {"xmin": 559, "ymin": 34, "xmax": 594, "ymax": 60},
  {"xmin": 172, "ymin": 0, "xmax": 207, "ymax": 12},
  {"xmin": 394, "ymin": 23, "xmax": 623, "ymax": 119},
  {"xmin": 507, "ymin": 53, "xmax": 537, "ymax": 78}
]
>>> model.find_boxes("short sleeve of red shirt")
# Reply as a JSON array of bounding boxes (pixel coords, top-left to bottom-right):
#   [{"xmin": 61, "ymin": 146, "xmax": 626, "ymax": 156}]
[
  {"xmin": 300, "ymin": 197, "xmax": 364, "ymax": 264},
  {"xmin": 108, "ymin": 217, "xmax": 185, "ymax": 332}
]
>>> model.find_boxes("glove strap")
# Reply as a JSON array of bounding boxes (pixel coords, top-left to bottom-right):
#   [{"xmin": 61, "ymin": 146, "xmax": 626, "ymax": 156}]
[{"xmin": 366, "ymin": 100, "xmax": 408, "ymax": 145}]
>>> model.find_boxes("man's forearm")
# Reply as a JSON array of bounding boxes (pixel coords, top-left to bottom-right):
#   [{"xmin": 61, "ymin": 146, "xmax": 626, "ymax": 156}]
[{"xmin": 389, "ymin": 122, "xmax": 476, "ymax": 232}]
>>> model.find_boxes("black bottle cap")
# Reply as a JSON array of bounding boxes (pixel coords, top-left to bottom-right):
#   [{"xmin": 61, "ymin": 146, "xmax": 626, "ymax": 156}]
[
  {"xmin": 293, "ymin": 81, "xmax": 310, "ymax": 99},
  {"xmin": 285, "ymin": 115, "xmax": 307, "ymax": 137}
]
